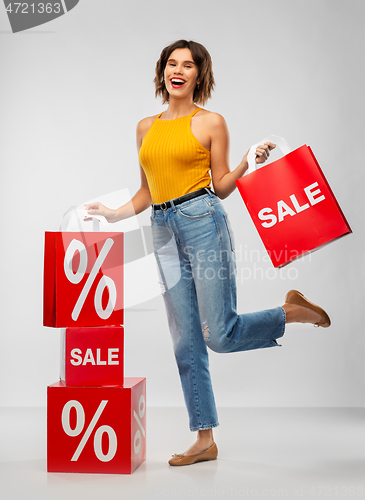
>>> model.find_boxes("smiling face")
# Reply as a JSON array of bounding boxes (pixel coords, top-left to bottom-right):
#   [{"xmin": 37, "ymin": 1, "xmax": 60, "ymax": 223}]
[{"xmin": 163, "ymin": 48, "xmax": 199, "ymax": 101}]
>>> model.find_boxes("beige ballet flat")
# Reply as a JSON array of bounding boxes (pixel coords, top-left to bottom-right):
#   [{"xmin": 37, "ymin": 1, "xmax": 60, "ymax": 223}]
[
  {"xmin": 285, "ymin": 290, "xmax": 331, "ymax": 328},
  {"xmin": 168, "ymin": 442, "xmax": 218, "ymax": 466}
]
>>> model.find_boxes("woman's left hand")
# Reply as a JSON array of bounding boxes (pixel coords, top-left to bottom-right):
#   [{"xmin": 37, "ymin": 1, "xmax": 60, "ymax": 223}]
[{"xmin": 255, "ymin": 142, "xmax": 276, "ymax": 164}]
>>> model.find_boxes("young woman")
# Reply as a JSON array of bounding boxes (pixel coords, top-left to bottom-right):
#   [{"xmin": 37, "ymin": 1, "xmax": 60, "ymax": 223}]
[{"xmin": 85, "ymin": 40, "xmax": 330, "ymax": 466}]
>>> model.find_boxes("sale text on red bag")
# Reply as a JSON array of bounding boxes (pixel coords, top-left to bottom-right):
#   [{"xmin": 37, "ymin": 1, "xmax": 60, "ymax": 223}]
[{"xmin": 258, "ymin": 181, "xmax": 325, "ymax": 228}]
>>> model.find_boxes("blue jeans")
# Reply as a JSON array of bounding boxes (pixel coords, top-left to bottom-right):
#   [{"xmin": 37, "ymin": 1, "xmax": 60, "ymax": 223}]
[{"xmin": 151, "ymin": 189, "xmax": 286, "ymax": 431}]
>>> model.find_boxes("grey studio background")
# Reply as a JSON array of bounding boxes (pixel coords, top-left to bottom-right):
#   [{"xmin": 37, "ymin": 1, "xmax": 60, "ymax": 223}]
[
  {"xmin": 0, "ymin": 0, "xmax": 364, "ymax": 409},
  {"xmin": 0, "ymin": 0, "xmax": 364, "ymax": 436}
]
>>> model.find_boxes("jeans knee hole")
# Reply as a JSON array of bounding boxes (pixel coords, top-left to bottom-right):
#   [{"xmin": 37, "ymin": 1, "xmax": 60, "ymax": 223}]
[{"xmin": 202, "ymin": 322, "xmax": 210, "ymax": 341}]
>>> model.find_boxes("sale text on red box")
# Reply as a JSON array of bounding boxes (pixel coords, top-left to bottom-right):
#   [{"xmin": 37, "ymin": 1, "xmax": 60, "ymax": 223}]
[{"xmin": 60, "ymin": 326, "xmax": 124, "ymax": 387}]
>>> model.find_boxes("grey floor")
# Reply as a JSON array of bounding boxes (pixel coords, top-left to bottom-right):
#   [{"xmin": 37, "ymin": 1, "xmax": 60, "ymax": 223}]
[{"xmin": 0, "ymin": 407, "xmax": 364, "ymax": 500}]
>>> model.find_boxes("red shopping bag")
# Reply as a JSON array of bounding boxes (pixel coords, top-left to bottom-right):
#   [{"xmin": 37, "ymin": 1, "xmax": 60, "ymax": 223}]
[
  {"xmin": 43, "ymin": 232, "xmax": 124, "ymax": 327},
  {"xmin": 235, "ymin": 136, "xmax": 352, "ymax": 268}
]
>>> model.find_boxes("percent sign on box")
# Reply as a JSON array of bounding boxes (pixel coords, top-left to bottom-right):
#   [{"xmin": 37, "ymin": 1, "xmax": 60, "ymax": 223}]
[
  {"xmin": 62, "ymin": 400, "xmax": 117, "ymax": 462},
  {"xmin": 48, "ymin": 378, "xmax": 146, "ymax": 474},
  {"xmin": 44, "ymin": 232, "xmax": 124, "ymax": 328},
  {"xmin": 61, "ymin": 394, "xmax": 145, "ymax": 462},
  {"xmin": 133, "ymin": 394, "xmax": 146, "ymax": 455}
]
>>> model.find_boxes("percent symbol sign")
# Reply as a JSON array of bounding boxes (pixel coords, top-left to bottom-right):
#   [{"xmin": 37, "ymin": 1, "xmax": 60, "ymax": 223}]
[
  {"xmin": 133, "ymin": 394, "xmax": 146, "ymax": 455},
  {"xmin": 64, "ymin": 238, "xmax": 117, "ymax": 321},
  {"xmin": 62, "ymin": 400, "xmax": 117, "ymax": 462}
]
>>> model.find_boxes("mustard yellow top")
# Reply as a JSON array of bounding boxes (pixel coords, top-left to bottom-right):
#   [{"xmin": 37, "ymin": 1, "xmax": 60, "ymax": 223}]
[{"xmin": 139, "ymin": 108, "xmax": 211, "ymax": 204}]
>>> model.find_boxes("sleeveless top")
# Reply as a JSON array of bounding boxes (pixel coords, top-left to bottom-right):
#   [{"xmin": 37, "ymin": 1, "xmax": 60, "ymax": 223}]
[{"xmin": 139, "ymin": 108, "xmax": 211, "ymax": 204}]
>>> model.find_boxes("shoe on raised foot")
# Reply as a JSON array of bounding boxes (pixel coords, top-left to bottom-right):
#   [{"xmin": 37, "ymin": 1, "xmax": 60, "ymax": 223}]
[
  {"xmin": 168, "ymin": 442, "xmax": 218, "ymax": 466},
  {"xmin": 285, "ymin": 290, "xmax": 331, "ymax": 328}
]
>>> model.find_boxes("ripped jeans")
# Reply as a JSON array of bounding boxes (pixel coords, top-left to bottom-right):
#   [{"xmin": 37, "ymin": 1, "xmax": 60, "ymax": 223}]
[{"xmin": 151, "ymin": 189, "xmax": 286, "ymax": 431}]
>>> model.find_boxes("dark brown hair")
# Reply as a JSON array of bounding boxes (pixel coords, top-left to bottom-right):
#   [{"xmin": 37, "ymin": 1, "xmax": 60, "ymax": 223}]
[{"xmin": 154, "ymin": 40, "xmax": 215, "ymax": 106}]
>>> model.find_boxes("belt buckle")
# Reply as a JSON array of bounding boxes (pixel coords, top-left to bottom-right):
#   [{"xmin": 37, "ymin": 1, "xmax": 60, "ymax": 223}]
[{"xmin": 160, "ymin": 202, "xmax": 167, "ymax": 211}]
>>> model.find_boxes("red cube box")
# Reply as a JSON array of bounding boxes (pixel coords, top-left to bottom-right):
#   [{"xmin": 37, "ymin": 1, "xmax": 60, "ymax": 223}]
[
  {"xmin": 44, "ymin": 232, "xmax": 124, "ymax": 328},
  {"xmin": 60, "ymin": 326, "xmax": 124, "ymax": 387},
  {"xmin": 47, "ymin": 378, "xmax": 146, "ymax": 474}
]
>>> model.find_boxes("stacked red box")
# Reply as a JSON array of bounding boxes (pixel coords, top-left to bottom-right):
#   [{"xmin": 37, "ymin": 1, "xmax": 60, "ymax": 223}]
[
  {"xmin": 60, "ymin": 326, "xmax": 125, "ymax": 387},
  {"xmin": 44, "ymin": 231, "xmax": 146, "ymax": 474}
]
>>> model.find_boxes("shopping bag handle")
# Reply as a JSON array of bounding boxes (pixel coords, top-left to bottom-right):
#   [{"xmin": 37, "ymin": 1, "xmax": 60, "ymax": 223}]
[
  {"xmin": 246, "ymin": 135, "xmax": 291, "ymax": 175},
  {"xmin": 60, "ymin": 205, "xmax": 105, "ymax": 232}
]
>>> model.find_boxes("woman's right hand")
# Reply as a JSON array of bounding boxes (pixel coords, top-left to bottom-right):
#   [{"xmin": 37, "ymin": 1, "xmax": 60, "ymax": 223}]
[{"xmin": 84, "ymin": 202, "xmax": 117, "ymax": 223}]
